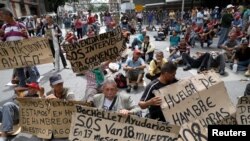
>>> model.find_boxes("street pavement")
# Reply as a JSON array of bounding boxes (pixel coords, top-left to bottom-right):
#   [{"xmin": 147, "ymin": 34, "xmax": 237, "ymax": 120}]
[{"xmin": 0, "ymin": 26, "xmax": 249, "ymax": 140}]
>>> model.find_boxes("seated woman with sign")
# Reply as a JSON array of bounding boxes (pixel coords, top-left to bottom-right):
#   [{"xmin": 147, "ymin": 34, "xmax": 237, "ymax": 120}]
[
  {"xmin": 0, "ymin": 83, "xmax": 44, "ymax": 140},
  {"xmin": 93, "ymin": 80, "xmax": 141, "ymax": 116}
]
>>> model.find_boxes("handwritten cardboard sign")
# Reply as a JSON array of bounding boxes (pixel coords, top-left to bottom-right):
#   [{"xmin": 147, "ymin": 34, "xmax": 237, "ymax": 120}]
[
  {"xmin": 17, "ymin": 98, "xmax": 84, "ymax": 139},
  {"xmin": 0, "ymin": 37, "xmax": 53, "ymax": 69},
  {"xmin": 69, "ymin": 105, "xmax": 180, "ymax": 141},
  {"xmin": 179, "ymin": 120, "xmax": 208, "ymax": 141},
  {"xmin": 62, "ymin": 27, "xmax": 125, "ymax": 73},
  {"xmin": 155, "ymin": 71, "xmax": 236, "ymax": 126},
  {"xmin": 236, "ymin": 96, "xmax": 250, "ymax": 125}
]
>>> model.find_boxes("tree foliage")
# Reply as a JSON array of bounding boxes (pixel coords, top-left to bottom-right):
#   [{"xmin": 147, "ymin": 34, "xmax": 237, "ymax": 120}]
[
  {"xmin": 46, "ymin": 0, "xmax": 79, "ymax": 13},
  {"xmin": 97, "ymin": 3, "xmax": 109, "ymax": 12}
]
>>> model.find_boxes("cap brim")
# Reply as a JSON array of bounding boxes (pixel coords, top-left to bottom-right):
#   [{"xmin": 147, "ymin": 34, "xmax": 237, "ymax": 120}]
[
  {"xmin": 51, "ymin": 80, "xmax": 64, "ymax": 86},
  {"xmin": 26, "ymin": 84, "xmax": 40, "ymax": 90}
]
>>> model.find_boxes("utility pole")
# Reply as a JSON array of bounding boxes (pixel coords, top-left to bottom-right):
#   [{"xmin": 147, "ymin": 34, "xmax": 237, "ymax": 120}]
[{"xmin": 181, "ymin": 0, "xmax": 185, "ymax": 20}]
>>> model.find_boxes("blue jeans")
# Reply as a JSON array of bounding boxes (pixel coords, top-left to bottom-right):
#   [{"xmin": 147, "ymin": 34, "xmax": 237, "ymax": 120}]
[
  {"xmin": 0, "ymin": 102, "xmax": 19, "ymax": 132},
  {"xmin": 17, "ymin": 66, "xmax": 38, "ymax": 87},
  {"xmin": 238, "ymin": 59, "xmax": 250, "ymax": 71},
  {"xmin": 131, "ymin": 38, "xmax": 142, "ymax": 50},
  {"xmin": 217, "ymin": 27, "xmax": 230, "ymax": 47}
]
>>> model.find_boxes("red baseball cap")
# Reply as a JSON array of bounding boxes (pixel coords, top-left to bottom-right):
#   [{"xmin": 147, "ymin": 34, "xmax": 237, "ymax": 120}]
[
  {"xmin": 134, "ymin": 49, "xmax": 142, "ymax": 55},
  {"xmin": 26, "ymin": 82, "xmax": 40, "ymax": 90}
]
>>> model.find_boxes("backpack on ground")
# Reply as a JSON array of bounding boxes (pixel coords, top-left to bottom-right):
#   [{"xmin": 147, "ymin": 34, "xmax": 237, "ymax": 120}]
[{"xmin": 114, "ymin": 73, "xmax": 127, "ymax": 88}]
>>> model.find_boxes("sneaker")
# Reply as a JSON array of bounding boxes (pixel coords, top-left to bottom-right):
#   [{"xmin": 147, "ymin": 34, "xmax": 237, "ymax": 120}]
[
  {"xmin": 126, "ymin": 85, "xmax": 131, "ymax": 93},
  {"xmin": 183, "ymin": 66, "xmax": 191, "ymax": 71},
  {"xmin": 219, "ymin": 70, "xmax": 225, "ymax": 75},
  {"xmin": 64, "ymin": 66, "xmax": 70, "ymax": 69},
  {"xmin": 197, "ymin": 67, "xmax": 206, "ymax": 74},
  {"xmin": 245, "ymin": 70, "xmax": 250, "ymax": 77},
  {"xmin": 133, "ymin": 83, "xmax": 138, "ymax": 90}
]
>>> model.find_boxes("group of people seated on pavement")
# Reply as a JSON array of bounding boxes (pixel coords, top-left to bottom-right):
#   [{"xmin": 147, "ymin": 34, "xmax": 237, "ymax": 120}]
[
  {"xmin": 1, "ymin": 4, "xmax": 250, "ymax": 140},
  {"xmin": 0, "ymin": 74, "xmax": 74, "ymax": 140}
]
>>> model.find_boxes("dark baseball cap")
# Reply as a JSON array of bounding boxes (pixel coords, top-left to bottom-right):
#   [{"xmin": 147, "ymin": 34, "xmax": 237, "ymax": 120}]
[{"xmin": 49, "ymin": 74, "xmax": 64, "ymax": 86}]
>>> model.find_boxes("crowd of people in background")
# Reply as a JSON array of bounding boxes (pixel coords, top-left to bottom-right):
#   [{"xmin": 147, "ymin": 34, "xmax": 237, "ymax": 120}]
[{"xmin": 0, "ymin": 3, "xmax": 250, "ymax": 140}]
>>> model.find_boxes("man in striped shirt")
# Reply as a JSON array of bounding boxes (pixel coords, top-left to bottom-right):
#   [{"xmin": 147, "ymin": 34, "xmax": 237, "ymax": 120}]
[
  {"xmin": 0, "ymin": 8, "xmax": 38, "ymax": 89},
  {"xmin": 139, "ymin": 62, "xmax": 178, "ymax": 122}
]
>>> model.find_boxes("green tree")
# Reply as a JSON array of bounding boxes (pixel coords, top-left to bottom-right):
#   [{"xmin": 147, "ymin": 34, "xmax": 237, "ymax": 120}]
[
  {"xmin": 97, "ymin": 3, "xmax": 109, "ymax": 12},
  {"xmin": 45, "ymin": 0, "xmax": 79, "ymax": 13},
  {"xmin": 88, "ymin": 3, "xmax": 98, "ymax": 12}
]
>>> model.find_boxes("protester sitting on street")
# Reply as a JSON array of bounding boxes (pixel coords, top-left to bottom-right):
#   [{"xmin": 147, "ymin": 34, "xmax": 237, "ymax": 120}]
[
  {"xmin": 244, "ymin": 83, "xmax": 250, "ymax": 96},
  {"xmin": 200, "ymin": 22, "xmax": 215, "ymax": 48},
  {"xmin": 220, "ymin": 33, "xmax": 240, "ymax": 62},
  {"xmin": 0, "ymin": 8, "xmax": 38, "ymax": 89},
  {"xmin": 139, "ymin": 62, "xmax": 178, "ymax": 122},
  {"xmin": 182, "ymin": 52, "xmax": 210, "ymax": 73},
  {"xmin": 42, "ymin": 15, "xmax": 69, "ymax": 70},
  {"xmin": 207, "ymin": 51, "xmax": 226, "ymax": 75},
  {"xmin": 60, "ymin": 30, "xmax": 77, "ymax": 46},
  {"xmin": 124, "ymin": 50, "xmax": 146, "ymax": 93},
  {"xmin": 169, "ymin": 31, "xmax": 181, "ymax": 53},
  {"xmin": 93, "ymin": 80, "xmax": 141, "ymax": 116},
  {"xmin": 154, "ymin": 28, "xmax": 166, "ymax": 41},
  {"xmin": 140, "ymin": 36, "xmax": 155, "ymax": 63},
  {"xmin": 83, "ymin": 61, "xmax": 110, "ymax": 103},
  {"xmin": 233, "ymin": 39, "xmax": 250, "ymax": 76},
  {"xmin": 229, "ymin": 25, "xmax": 244, "ymax": 42},
  {"xmin": 46, "ymin": 74, "xmax": 75, "ymax": 100},
  {"xmin": 168, "ymin": 38, "xmax": 190, "ymax": 63},
  {"xmin": 87, "ymin": 25, "xmax": 95, "ymax": 37},
  {"xmin": 146, "ymin": 51, "xmax": 167, "ymax": 81},
  {"xmin": 131, "ymin": 30, "xmax": 146, "ymax": 50},
  {"xmin": 0, "ymin": 83, "xmax": 44, "ymax": 140}
]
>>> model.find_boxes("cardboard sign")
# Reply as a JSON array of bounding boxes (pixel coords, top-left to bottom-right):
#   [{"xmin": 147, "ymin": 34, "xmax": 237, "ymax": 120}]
[
  {"xmin": 217, "ymin": 113, "xmax": 237, "ymax": 125},
  {"xmin": 155, "ymin": 71, "xmax": 236, "ymax": 126},
  {"xmin": 63, "ymin": 27, "xmax": 125, "ymax": 73},
  {"xmin": 17, "ymin": 98, "xmax": 84, "ymax": 139},
  {"xmin": 236, "ymin": 96, "xmax": 250, "ymax": 125},
  {"xmin": 0, "ymin": 37, "xmax": 53, "ymax": 69},
  {"xmin": 69, "ymin": 105, "xmax": 180, "ymax": 141},
  {"xmin": 179, "ymin": 120, "xmax": 208, "ymax": 141}
]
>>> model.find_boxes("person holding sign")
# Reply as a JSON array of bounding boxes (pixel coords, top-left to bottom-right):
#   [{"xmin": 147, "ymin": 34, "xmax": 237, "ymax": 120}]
[
  {"xmin": 46, "ymin": 74, "xmax": 75, "ymax": 100},
  {"xmin": 93, "ymin": 80, "xmax": 141, "ymax": 116},
  {"xmin": 0, "ymin": 82, "xmax": 44, "ymax": 140},
  {"xmin": 0, "ymin": 8, "xmax": 38, "ymax": 89},
  {"xmin": 139, "ymin": 62, "xmax": 177, "ymax": 122},
  {"xmin": 124, "ymin": 50, "xmax": 146, "ymax": 93}
]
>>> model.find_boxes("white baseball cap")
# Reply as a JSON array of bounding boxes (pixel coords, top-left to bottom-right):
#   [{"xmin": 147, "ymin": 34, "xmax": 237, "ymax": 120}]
[{"xmin": 226, "ymin": 4, "xmax": 234, "ymax": 9}]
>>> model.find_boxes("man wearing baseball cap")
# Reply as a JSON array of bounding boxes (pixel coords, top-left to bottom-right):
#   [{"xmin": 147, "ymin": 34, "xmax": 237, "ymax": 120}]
[
  {"xmin": 0, "ymin": 82, "xmax": 44, "ymax": 140},
  {"xmin": 233, "ymin": 39, "xmax": 250, "ymax": 76},
  {"xmin": 46, "ymin": 74, "xmax": 75, "ymax": 100},
  {"xmin": 217, "ymin": 4, "xmax": 234, "ymax": 48},
  {"xmin": 124, "ymin": 50, "xmax": 146, "ymax": 93}
]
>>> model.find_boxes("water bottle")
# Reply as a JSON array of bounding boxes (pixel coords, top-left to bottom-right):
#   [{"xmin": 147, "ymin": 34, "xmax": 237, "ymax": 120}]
[{"xmin": 233, "ymin": 64, "xmax": 238, "ymax": 73}]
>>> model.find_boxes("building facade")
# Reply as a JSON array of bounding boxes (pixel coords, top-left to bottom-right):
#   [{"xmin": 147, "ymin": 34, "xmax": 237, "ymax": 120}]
[
  {"xmin": 0, "ymin": 0, "xmax": 46, "ymax": 17},
  {"xmin": 133, "ymin": 0, "xmax": 201, "ymax": 10}
]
